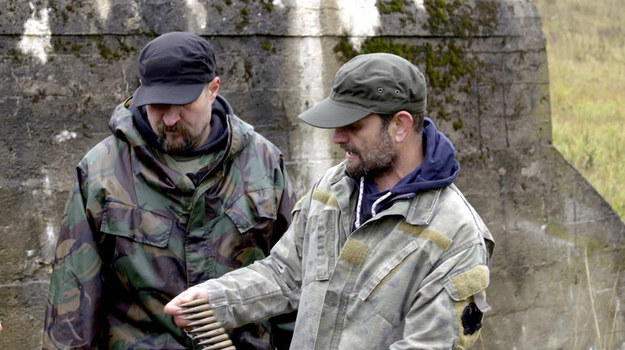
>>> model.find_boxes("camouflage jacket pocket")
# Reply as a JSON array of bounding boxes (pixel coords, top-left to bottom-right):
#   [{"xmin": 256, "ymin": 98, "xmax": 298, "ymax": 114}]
[
  {"xmin": 224, "ymin": 188, "xmax": 277, "ymax": 234},
  {"xmin": 357, "ymin": 240, "xmax": 420, "ymax": 302},
  {"xmin": 100, "ymin": 201, "xmax": 173, "ymax": 248}
]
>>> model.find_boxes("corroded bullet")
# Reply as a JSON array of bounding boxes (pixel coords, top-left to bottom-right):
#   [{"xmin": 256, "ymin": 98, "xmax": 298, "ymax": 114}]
[
  {"xmin": 180, "ymin": 298, "xmax": 236, "ymax": 350},
  {"xmin": 180, "ymin": 303, "xmax": 213, "ymax": 314},
  {"xmin": 180, "ymin": 299, "xmax": 210, "ymax": 308},
  {"xmin": 185, "ymin": 310, "xmax": 215, "ymax": 320}
]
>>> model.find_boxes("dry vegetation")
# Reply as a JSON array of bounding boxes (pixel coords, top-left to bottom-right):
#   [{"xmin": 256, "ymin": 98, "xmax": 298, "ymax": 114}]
[{"xmin": 534, "ymin": 0, "xmax": 625, "ymax": 218}]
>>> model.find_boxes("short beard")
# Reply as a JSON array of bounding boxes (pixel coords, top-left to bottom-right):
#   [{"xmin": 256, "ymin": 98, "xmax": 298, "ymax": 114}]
[
  {"xmin": 345, "ymin": 128, "xmax": 397, "ymax": 179},
  {"xmin": 156, "ymin": 123, "xmax": 197, "ymax": 153}
]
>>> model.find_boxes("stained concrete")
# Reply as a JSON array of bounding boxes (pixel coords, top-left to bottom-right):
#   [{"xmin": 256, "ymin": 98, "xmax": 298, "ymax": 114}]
[{"xmin": 0, "ymin": 0, "xmax": 623, "ymax": 349}]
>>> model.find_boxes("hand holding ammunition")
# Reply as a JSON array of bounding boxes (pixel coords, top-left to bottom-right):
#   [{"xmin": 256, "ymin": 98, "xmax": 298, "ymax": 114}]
[{"xmin": 180, "ymin": 298, "xmax": 235, "ymax": 350}]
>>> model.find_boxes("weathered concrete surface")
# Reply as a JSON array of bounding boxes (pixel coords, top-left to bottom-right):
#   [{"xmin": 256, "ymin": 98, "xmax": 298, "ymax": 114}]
[{"xmin": 0, "ymin": 0, "xmax": 623, "ymax": 349}]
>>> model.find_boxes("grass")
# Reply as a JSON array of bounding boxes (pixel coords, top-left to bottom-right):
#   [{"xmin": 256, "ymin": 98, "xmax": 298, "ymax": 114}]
[{"xmin": 534, "ymin": 0, "xmax": 625, "ymax": 219}]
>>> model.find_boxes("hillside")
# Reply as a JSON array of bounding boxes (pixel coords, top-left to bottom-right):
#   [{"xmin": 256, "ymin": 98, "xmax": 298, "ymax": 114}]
[{"xmin": 534, "ymin": 0, "xmax": 625, "ymax": 218}]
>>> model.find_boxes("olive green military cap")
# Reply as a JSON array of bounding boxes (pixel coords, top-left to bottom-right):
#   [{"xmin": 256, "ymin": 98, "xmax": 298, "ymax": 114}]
[{"xmin": 298, "ymin": 52, "xmax": 427, "ymax": 128}]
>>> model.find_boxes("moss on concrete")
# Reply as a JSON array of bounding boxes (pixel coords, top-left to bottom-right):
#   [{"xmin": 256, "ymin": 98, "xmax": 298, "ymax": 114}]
[
  {"xmin": 424, "ymin": 42, "xmax": 475, "ymax": 91},
  {"xmin": 333, "ymin": 38, "xmax": 358, "ymax": 61},
  {"xmin": 377, "ymin": 0, "xmax": 408, "ymax": 14},
  {"xmin": 92, "ymin": 36, "xmax": 137, "ymax": 62},
  {"xmin": 333, "ymin": 36, "xmax": 476, "ymax": 122},
  {"xmin": 244, "ymin": 60, "xmax": 254, "ymax": 80},
  {"xmin": 224, "ymin": 0, "xmax": 275, "ymax": 17},
  {"xmin": 424, "ymin": 0, "xmax": 499, "ymax": 37},
  {"xmin": 261, "ymin": 0, "xmax": 274, "ymax": 12},
  {"xmin": 360, "ymin": 37, "xmax": 421, "ymax": 61},
  {"xmin": 332, "ymin": 0, "xmax": 500, "ymax": 121},
  {"xmin": 334, "ymin": 37, "xmax": 474, "ymax": 93},
  {"xmin": 333, "ymin": 37, "xmax": 421, "ymax": 63},
  {"xmin": 236, "ymin": 8, "xmax": 249, "ymax": 29},
  {"xmin": 8, "ymin": 48, "xmax": 21, "ymax": 63},
  {"xmin": 377, "ymin": 0, "xmax": 416, "ymax": 24},
  {"xmin": 453, "ymin": 118, "xmax": 464, "ymax": 130},
  {"xmin": 473, "ymin": 0, "xmax": 500, "ymax": 30},
  {"xmin": 52, "ymin": 39, "xmax": 85, "ymax": 58}
]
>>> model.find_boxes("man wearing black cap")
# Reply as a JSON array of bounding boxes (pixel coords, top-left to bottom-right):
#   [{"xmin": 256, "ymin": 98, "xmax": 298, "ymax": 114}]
[
  {"xmin": 43, "ymin": 31, "xmax": 296, "ymax": 349},
  {"xmin": 165, "ymin": 52, "xmax": 495, "ymax": 349}
]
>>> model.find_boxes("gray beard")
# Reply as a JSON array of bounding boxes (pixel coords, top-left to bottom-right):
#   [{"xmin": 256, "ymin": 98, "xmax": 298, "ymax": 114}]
[{"xmin": 345, "ymin": 129, "xmax": 397, "ymax": 179}]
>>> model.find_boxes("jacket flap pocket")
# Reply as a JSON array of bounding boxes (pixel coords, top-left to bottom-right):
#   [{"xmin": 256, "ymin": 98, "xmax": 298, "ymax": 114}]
[
  {"xmin": 443, "ymin": 265, "xmax": 490, "ymax": 301},
  {"xmin": 100, "ymin": 201, "xmax": 173, "ymax": 248},
  {"xmin": 226, "ymin": 188, "xmax": 277, "ymax": 233},
  {"xmin": 358, "ymin": 240, "xmax": 420, "ymax": 301}
]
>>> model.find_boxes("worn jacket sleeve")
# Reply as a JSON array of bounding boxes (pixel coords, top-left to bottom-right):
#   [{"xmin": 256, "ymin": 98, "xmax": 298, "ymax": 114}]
[
  {"xmin": 43, "ymin": 163, "xmax": 106, "ymax": 349},
  {"xmin": 391, "ymin": 238, "xmax": 491, "ymax": 349},
  {"xmin": 270, "ymin": 155, "xmax": 297, "ymax": 249},
  {"xmin": 198, "ymin": 193, "xmax": 309, "ymax": 328}
]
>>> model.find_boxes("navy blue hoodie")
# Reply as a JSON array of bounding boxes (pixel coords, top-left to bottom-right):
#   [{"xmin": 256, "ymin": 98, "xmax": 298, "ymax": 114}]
[{"xmin": 356, "ymin": 117, "xmax": 459, "ymax": 228}]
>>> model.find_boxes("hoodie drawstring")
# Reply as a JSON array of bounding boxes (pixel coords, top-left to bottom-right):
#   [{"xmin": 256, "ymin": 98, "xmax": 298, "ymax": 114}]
[
  {"xmin": 354, "ymin": 177, "xmax": 365, "ymax": 230},
  {"xmin": 354, "ymin": 176, "xmax": 392, "ymax": 230},
  {"xmin": 372, "ymin": 191, "xmax": 392, "ymax": 217}
]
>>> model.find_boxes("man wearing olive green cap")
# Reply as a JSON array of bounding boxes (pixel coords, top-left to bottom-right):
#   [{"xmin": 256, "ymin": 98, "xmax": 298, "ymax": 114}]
[{"xmin": 166, "ymin": 52, "xmax": 495, "ymax": 349}]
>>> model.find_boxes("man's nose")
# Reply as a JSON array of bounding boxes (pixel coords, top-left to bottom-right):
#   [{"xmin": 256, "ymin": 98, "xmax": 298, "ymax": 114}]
[
  {"xmin": 332, "ymin": 127, "xmax": 348, "ymax": 144},
  {"xmin": 162, "ymin": 107, "xmax": 181, "ymax": 126}
]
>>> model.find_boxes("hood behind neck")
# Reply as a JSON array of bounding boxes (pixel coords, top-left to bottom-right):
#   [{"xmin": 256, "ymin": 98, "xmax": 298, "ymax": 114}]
[
  {"xmin": 356, "ymin": 118, "xmax": 460, "ymax": 227},
  {"xmin": 386, "ymin": 117, "xmax": 460, "ymax": 195},
  {"xmin": 127, "ymin": 94, "xmax": 230, "ymax": 157}
]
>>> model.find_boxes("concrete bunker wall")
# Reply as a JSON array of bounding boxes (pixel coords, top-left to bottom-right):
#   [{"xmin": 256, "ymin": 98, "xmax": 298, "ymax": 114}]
[{"xmin": 0, "ymin": 1, "xmax": 623, "ymax": 349}]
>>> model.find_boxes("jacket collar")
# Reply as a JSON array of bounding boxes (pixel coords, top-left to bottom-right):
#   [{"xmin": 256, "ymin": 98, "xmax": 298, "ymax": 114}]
[
  {"xmin": 107, "ymin": 95, "xmax": 254, "ymax": 191},
  {"xmin": 329, "ymin": 161, "xmax": 444, "ymax": 227}
]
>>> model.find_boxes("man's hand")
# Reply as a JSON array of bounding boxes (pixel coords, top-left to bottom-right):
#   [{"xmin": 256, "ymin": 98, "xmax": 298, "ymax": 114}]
[{"xmin": 164, "ymin": 285, "xmax": 210, "ymax": 329}]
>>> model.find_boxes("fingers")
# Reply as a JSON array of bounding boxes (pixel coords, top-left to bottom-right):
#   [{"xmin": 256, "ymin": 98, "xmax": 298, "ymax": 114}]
[
  {"xmin": 165, "ymin": 286, "xmax": 209, "ymax": 314},
  {"xmin": 164, "ymin": 286, "xmax": 210, "ymax": 328}
]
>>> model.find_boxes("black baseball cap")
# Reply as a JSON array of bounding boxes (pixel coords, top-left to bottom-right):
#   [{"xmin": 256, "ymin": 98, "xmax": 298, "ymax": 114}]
[
  {"xmin": 133, "ymin": 32, "xmax": 216, "ymax": 107},
  {"xmin": 298, "ymin": 53, "xmax": 427, "ymax": 128}
]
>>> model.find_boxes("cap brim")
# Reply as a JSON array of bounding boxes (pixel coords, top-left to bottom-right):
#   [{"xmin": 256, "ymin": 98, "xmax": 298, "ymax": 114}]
[
  {"xmin": 298, "ymin": 98, "xmax": 371, "ymax": 129},
  {"xmin": 133, "ymin": 83, "xmax": 206, "ymax": 106}
]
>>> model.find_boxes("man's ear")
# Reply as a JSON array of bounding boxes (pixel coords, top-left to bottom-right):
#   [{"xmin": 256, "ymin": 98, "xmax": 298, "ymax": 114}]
[
  {"xmin": 392, "ymin": 111, "xmax": 414, "ymax": 143},
  {"xmin": 208, "ymin": 77, "xmax": 221, "ymax": 99}
]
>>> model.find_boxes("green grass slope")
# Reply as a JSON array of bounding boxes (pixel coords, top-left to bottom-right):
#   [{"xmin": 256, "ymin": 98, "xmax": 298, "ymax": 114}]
[{"xmin": 534, "ymin": 0, "xmax": 625, "ymax": 219}]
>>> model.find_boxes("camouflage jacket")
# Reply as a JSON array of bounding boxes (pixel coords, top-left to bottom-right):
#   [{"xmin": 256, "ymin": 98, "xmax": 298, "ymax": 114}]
[
  {"xmin": 198, "ymin": 161, "xmax": 495, "ymax": 349},
  {"xmin": 43, "ymin": 96, "xmax": 295, "ymax": 349}
]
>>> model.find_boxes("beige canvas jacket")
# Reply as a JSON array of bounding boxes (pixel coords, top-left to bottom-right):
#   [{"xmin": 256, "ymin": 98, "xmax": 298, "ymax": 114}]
[{"xmin": 200, "ymin": 161, "xmax": 494, "ymax": 349}]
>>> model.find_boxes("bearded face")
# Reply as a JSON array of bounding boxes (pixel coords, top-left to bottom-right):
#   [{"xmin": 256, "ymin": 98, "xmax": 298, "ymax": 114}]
[
  {"xmin": 342, "ymin": 122, "xmax": 398, "ymax": 179},
  {"xmin": 146, "ymin": 86, "xmax": 214, "ymax": 153},
  {"xmin": 155, "ymin": 121, "xmax": 208, "ymax": 153}
]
